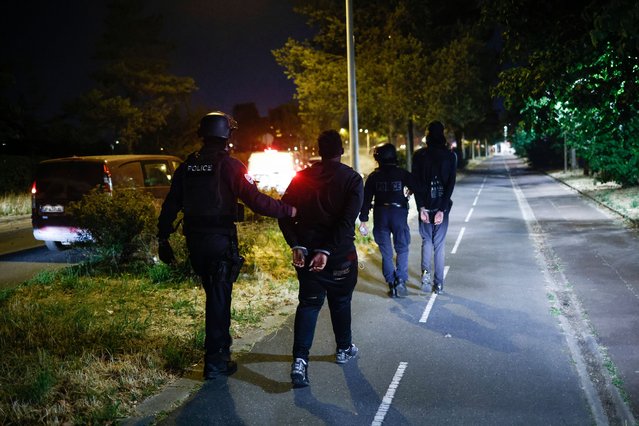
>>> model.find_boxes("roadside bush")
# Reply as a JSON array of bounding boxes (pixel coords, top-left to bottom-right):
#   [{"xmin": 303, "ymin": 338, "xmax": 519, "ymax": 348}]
[{"xmin": 67, "ymin": 188, "xmax": 157, "ymax": 268}]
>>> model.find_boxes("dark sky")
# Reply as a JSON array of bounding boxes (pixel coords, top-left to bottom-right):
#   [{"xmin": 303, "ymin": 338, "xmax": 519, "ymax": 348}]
[{"xmin": 1, "ymin": 1, "xmax": 312, "ymax": 118}]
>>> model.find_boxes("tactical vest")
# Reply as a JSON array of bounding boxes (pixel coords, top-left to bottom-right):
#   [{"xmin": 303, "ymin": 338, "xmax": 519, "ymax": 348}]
[
  {"xmin": 373, "ymin": 166, "xmax": 409, "ymax": 208},
  {"xmin": 182, "ymin": 151, "xmax": 235, "ymax": 231}
]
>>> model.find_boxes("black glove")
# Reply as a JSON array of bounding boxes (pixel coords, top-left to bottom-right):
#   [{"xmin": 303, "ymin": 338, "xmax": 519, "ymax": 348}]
[{"xmin": 158, "ymin": 238, "xmax": 175, "ymax": 265}]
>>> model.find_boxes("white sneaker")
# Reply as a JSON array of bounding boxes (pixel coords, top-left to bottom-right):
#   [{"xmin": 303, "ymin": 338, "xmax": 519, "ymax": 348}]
[
  {"xmin": 291, "ymin": 358, "xmax": 309, "ymax": 387},
  {"xmin": 421, "ymin": 270, "xmax": 431, "ymax": 292},
  {"xmin": 336, "ymin": 344, "xmax": 359, "ymax": 364}
]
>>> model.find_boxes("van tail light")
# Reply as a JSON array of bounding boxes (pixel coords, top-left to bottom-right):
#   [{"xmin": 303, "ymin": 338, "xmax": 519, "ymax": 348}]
[
  {"xmin": 103, "ymin": 164, "xmax": 113, "ymax": 193},
  {"xmin": 31, "ymin": 181, "xmax": 37, "ymax": 211}
]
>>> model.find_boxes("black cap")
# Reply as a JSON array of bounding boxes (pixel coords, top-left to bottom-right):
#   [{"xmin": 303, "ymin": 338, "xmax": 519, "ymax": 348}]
[{"xmin": 318, "ymin": 130, "xmax": 344, "ymax": 159}]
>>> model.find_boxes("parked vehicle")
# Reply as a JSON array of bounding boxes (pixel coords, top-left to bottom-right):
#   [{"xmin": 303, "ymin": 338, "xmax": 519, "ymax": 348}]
[{"xmin": 31, "ymin": 155, "xmax": 181, "ymax": 250}]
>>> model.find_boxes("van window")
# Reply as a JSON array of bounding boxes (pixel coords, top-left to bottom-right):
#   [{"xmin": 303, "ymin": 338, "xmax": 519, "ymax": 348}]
[
  {"xmin": 36, "ymin": 162, "xmax": 104, "ymax": 200},
  {"xmin": 112, "ymin": 162, "xmax": 144, "ymax": 188},
  {"xmin": 143, "ymin": 162, "xmax": 172, "ymax": 187}
]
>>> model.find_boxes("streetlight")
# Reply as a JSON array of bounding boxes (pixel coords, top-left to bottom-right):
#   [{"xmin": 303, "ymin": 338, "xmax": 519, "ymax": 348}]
[{"xmin": 345, "ymin": 0, "xmax": 360, "ymax": 172}]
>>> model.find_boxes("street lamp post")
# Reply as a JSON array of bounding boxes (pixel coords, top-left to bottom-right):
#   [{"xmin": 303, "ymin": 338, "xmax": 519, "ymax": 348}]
[{"xmin": 345, "ymin": 0, "xmax": 360, "ymax": 173}]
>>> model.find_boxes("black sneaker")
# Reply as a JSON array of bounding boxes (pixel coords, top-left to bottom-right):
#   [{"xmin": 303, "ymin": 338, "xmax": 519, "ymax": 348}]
[
  {"xmin": 203, "ymin": 360, "xmax": 237, "ymax": 380},
  {"xmin": 387, "ymin": 282, "xmax": 397, "ymax": 298},
  {"xmin": 432, "ymin": 283, "xmax": 443, "ymax": 294},
  {"xmin": 336, "ymin": 344, "xmax": 359, "ymax": 364},
  {"xmin": 395, "ymin": 281, "xmax": 408, "ymax": 298},
  {"xmin": 291, "ymin": 358, "xmax": 309, "ymax": 387}
]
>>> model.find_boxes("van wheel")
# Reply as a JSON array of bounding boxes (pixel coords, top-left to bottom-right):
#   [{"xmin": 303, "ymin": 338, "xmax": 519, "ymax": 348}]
[{"xmin": 45, "ymin": 241, "xmax": 66, "ymax": 251}]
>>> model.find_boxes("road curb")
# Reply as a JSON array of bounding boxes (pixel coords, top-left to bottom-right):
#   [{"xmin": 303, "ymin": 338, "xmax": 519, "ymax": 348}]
[
  {"xmin": 545, "ymin": 172, "xmax": 638, "ymax": 228},
  {"xmin": 119, "ymin": 303, "xmax": 297, "ymax": 425}
]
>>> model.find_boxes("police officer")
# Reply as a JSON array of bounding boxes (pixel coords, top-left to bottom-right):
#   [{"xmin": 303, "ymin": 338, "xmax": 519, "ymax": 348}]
[
  {"xmin": 278, "ymin": 130, "xmax": 363, "ymax": 388},
  {"xmin": 359, "ymin": 143, "xmax": 415, "ymax": 298},
  {"xmin": 412, "ymin": 121, "xmax": 457, "ymax": 294},
  {"xmin": 157, "ymin": 111, "xmax": 296, "ymax": 379}
]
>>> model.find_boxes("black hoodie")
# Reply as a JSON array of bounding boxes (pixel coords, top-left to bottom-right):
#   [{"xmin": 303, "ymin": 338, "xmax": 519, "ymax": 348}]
[
  {"xmin": 412, "ymin": 145, "xmax": 457, "ymax": 213},
  {"xmin": 278, "ymin": 160, "xmax": 363, "ymax": 257}
]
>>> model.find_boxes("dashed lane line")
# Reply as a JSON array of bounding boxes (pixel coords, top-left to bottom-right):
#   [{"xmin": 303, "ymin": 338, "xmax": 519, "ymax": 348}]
[
  {"xmin": 451, "ymin": 227, "xmax": 465, "ymax": 254},
  {"xmin": 419, "ymin": 266, "xmax": 449, "ymax": 324},
  {"xmin": 464, "ymin": 207, "xmax": 474, "ymax": 223},
  {"xmin": 371, "ymin": 362, "xmax": 408, "ymax": 426}
]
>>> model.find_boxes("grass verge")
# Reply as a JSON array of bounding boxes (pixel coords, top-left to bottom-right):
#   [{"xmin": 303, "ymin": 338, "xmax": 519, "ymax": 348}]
[
  {"xmin": 0, "ymin": 192, "xmax": 30, "ymax": 217},
  {"xmin": 549, "ymin": 169, "xmax": 639, "ymax": 222},
  {"xmin": 0, "ymin": 218, "xmax": 315, "ymax": 424}
]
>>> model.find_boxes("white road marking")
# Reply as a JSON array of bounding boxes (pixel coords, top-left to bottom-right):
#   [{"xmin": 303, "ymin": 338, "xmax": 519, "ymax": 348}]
[
  {"xmin": 464, "ymin": 208, "xmax": 474, "ymax": 223},
  {"xmin": 473, "ymin": 195, "xmax": 479, "ymax": 206},
  {"xmin": 451, "ymin": 227, "xmax": 465, "ymax": 254},
  {"xmin": 419, "ymin": 266, "xmax": 448, "ymax": 324},
  {"xmin": 419, "ymin": 291, "xmax": 437, "ymax": 323},
  {"xmin": 477, "ymin": 177, "xmax": 486, "ymax": 195},
  {"xmin": 371, "ymin": 362, "xmax": 408, "ymax": 426}
]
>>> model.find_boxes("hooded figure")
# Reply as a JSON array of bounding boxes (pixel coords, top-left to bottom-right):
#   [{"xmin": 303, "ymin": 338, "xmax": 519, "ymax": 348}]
[
  {"xmin": 411, "ymin": 121, "xmax": 457, "ymax": 294},
  {"xmin": 278, "ymin": 129, "xmax": 364, "ymax": 388}
]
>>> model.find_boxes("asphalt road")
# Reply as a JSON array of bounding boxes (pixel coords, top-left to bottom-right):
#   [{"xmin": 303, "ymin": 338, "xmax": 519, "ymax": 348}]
[
  {"xmin": 0, "ymin": 216, "xmax": 81, "ymax": 289},
  {"xmin": 136, "ymin": 155, "xmax": 638, "ymax": 426}
]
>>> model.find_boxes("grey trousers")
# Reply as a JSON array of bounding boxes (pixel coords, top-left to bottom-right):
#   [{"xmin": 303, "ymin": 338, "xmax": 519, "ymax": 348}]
[{"xmin": 418, "ymin": 213, "xmax": 450, "ymax": 287}]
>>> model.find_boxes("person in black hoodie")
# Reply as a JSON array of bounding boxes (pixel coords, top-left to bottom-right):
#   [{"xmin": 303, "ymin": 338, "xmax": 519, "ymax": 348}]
[
  {"xmin": 157, "ymin": 111, "xmax": 296, "ymax": 380},
  {"xmin": 278, "ymin": 129, "xmax": 364, "ymax": 388},
  {"xmin": 412, "ymin": 121, "xmax": 457, "ymax": 294},
  {"xmin": 359, "ymin": 143, "xmax": 415, "ymax": 298}
]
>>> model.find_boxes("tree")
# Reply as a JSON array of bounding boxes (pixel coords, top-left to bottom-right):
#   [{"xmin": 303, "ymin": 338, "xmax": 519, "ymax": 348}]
[
  {"xmin": 277, "ymin": 0, "xmax": 498, "ymax": 156},
  {"xmin": 268, "ymin": 102, "xmax": 303, "ymax": 150},
  {"xmin": 273, "ymin": 38, "xmax": 347, "ymax": 142},
  {"xmin": 232, "ymin": 103, "xmax": 266, "ymax": 152},
  {"xmin": 356, "ymin": 12, "xmax": 427, "ymax": 141},
  {"xmin": 69, "ymin": 0, "xmax": 196, "ymax": 154},
  {"xmin": 487, "ymin": 0, "xmax": 639, "ymax": 185},
  {"xmin": 421, "ymin": 34, "xmax": 494, "ymax": 162}
]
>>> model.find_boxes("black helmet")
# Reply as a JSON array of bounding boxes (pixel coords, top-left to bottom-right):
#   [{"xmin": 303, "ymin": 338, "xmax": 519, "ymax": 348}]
[
  {"xmin": 197, "ymin": 111, "xmax": 238, "ymax": 139},
  {"xmin": 373, "ymin": 143, "xmax": 397, "ymax": 165}
]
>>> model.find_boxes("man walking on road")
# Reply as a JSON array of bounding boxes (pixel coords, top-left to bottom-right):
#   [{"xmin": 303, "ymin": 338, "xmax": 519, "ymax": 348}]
[
  {"xmin": 278, "ymin": 130, "xmax": 364, "ymax": 388},
  {"xmin": 412, "ymin": 121, "xmax": 457, "ymax": 294},
  {"xmin": 157, "ymin": 111, "xmax": 297, "ymax": 380},
  {"xmin": 359, "ymin": 143, "xmax": 415, "ymax": 298}
]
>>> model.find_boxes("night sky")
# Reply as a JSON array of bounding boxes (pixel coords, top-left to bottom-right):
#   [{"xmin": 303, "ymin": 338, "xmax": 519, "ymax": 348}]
[{"xmin": 1, "ymin": 1, "xmax": 312, "ymax": 118}]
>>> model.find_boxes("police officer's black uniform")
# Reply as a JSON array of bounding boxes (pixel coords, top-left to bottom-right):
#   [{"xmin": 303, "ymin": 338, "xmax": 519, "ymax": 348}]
[
  {"xmin": 278, "ymin": 130, "xmax": 363, "ymax": 388},
  {"xmin": 359, "ymin": 143, "xmax": 415, "ymax": 297},
  {"xmin": 157, "ymin": 112, "xmax": 295, "ymax": 379}
]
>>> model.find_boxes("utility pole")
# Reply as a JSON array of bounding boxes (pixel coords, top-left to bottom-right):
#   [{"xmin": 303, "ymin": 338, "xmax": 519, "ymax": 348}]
[
  {"xmin": 346, "ymin": 0, "xmax": 359, "ymax": 173},
  {"xmin": 406, "ymin": 119, "xmax": 414, "ymax": 171},
  {"xmin": 564, "ymin": 134, "xmax": 568, "ymax": 173}
]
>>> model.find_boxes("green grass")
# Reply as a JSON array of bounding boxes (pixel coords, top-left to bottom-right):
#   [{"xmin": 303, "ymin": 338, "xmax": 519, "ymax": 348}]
[{"xmin": 0, "ymin": 219, "xmax": 299, "ymax": 424}]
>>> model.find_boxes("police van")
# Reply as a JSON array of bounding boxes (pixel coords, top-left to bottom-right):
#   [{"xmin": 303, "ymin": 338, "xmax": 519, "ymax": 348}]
[{"xmin": 31, "ymin": 155, "xmax": 181, "ymax": 250}]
